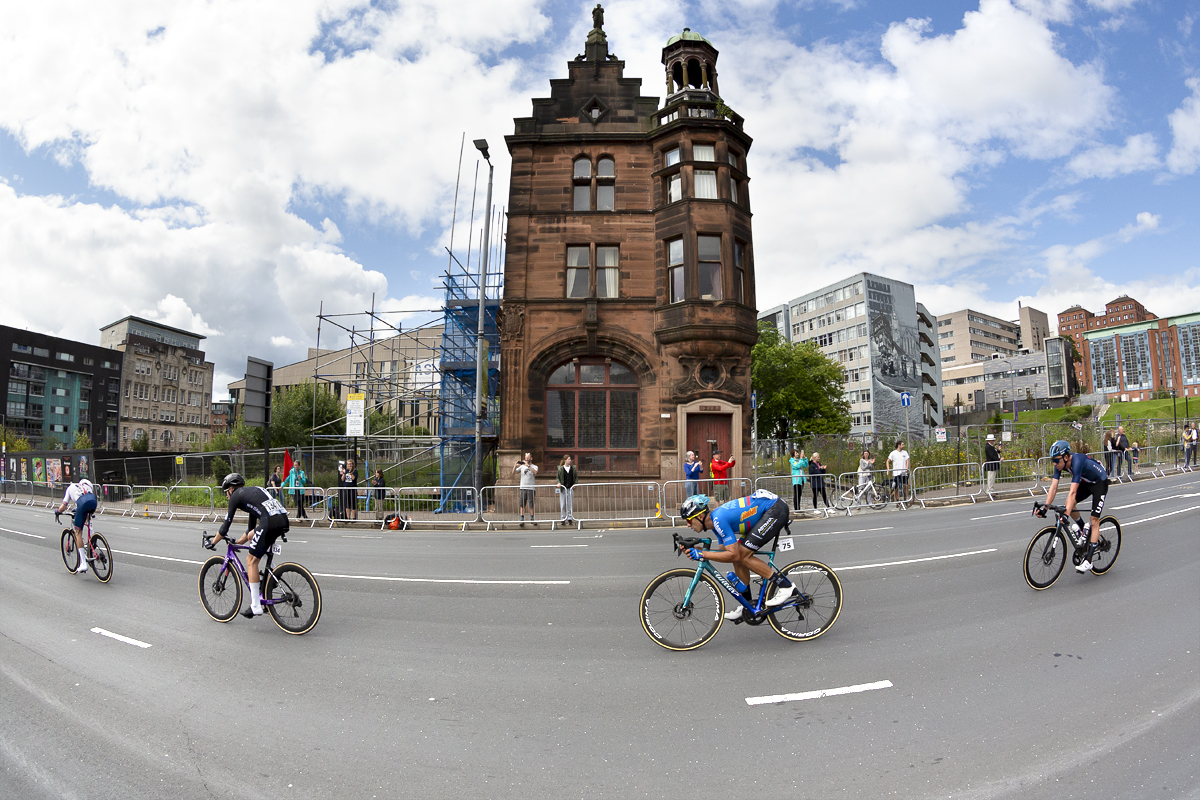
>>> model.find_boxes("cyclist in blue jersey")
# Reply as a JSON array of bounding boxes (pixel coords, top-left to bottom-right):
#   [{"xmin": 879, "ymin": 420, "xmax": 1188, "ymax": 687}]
[
  {"xmin": 1038, "ymin": 440, "xmax": 1109, "ymax": 573},
  {"xmin": 679, "ymin": 490, "xmax": 797, "ymax": 620}
]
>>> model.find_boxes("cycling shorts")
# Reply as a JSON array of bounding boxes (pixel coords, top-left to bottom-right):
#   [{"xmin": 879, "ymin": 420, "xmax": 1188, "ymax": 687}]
[
  {"xmin": 1074, "ymin": 480, "xmax": 1109, "ymax": 519},
  {"xmin": 73, "ymin": 494, "xmax": 97, "ymax": 529},
  {"xmin": 737, "ymin": 498, "xmax": 790, "ymax": 553},
  {"xmin": 248, "ymin": 515, "xmax": 290, "ymax": 559}
]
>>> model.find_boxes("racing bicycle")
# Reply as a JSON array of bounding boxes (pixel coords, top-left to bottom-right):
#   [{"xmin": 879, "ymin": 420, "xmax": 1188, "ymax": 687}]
[
  {"xmin": 1024, "ymin": 501, "xmax": 1121, "ymax": 590},
  {"xmin": 639, "ymin": 531, "xmax": 843, "ymax": 651},
  {"xmin": 836, "ymin": 477, "xmax": 889, "ymax": 511},
  {"xmin": 199, "ymin": 531, "xmax": 322, "ymax": 635},
  {"xmin": 58, "ymin": 510, "xmax": 113, "ymax": 583}
]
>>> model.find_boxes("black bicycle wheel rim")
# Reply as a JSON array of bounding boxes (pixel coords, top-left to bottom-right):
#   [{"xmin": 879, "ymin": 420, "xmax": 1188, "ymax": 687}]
[
  {"xmin": 640, "ymin": 568, "xmax": 723, "ymax": 651},
  {"xmin": 1090, "ymin": 517, "xmax": 1122, "ymax": 574},
  {"xmin": 265, "ymin": 563, "xmax": 322, "ymax": 635},
  {"xmin": 89, "ymin": 534, "xmax": 113, "ymax": 583},
  {"xmin": 198, "ymin": 557, "xmax": 242, "ymax": 623},
  {"xmin": 61, "ymin": 530, "xmax": 78, "ymax": 573},
  {"xmin": 769, "ymin": 561, "xmax": 843, "ymax": 641},
  {"xmin": 1024, "ymin": 527, "xmax": 1066, "ymax": 590},
  {"xmin": 869, "ymin": 485, "xmax": 888, "ymax": 511}
]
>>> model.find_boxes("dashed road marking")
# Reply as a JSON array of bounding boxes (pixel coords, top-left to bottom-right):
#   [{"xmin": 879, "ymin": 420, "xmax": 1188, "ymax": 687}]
[
  {"xmin": 747, "ymin": 680, "xmax": 893, "ymax": 706},
  {"xmin": 839, "ymin": 548, "xmax": 997, "ymax": 571},
  {"xmin": 0, "ymin": 526, "xmax": 44, "ymax": 539},
  {"xmin": 91, "ymin": 627, "xmax": 152, "ymax": 649}
]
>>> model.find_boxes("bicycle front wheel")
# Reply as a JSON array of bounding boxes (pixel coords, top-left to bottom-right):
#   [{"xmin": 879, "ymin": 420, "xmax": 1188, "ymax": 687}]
[
  {"xmin": 835, "ymin": 489, "xmax": 855, "ymax": 511},
  {"xmin": 769, "ymin": 560, "xmax": 843, "ymax": 642},
  {"xmin": 198, "ymin": 556, "xmax": 242, "ymax": 622},
  {"xmin": 1090, "ymin": 517, "xmax": 1122, "ymax": 575},
  {"xmin": 61, "ymin": 529, "xmax": 78, "ymax": 573},
  {"xmin": 640, "ymin": 568, "xmax": 723, "ymax": 651},
  {"xmin": 1024, "ymin": 527, "xmax": 1067, "ymax": 590},
  {"xmin": 264, "ymin": 563, "xmax": 322, "ymax": 635},
  {"xmin": 89, "ymin": 533, "xmax": 113, "ymax": 583}
]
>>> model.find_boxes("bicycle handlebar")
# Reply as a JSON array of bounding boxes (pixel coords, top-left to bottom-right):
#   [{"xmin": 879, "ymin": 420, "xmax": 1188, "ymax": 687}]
[
  {"xmin": 1032, "ymin": 501, "xmax": 1067, "ymax": 516},
  {"xmin": 672, "ymin": 532, "xmax": 712, "ymax": 554}
]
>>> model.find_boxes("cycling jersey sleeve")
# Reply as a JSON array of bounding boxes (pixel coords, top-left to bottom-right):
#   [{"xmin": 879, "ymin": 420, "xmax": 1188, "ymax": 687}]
[{"xmin": 218, "ymin": 494, "xmax": 239, "ymax": 538}]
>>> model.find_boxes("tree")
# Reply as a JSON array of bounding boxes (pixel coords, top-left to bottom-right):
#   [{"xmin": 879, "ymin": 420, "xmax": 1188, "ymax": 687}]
[
  {"xmin": 2, "ymin": 426, "xmax": 32, "ymax": 452},
  {"xmin": 131, "ymin": 431, "xmax": 150, "ymax": 452},
  {"xmin": 751, "ymin": 321, "xmax": 853, "ymax": 438},
  {"xmin": 74, "ymin": 430, "xmax": 93, "ymax": 450},
  {"xmin": 205, "ymin": 411, "xmax": 262, "ymax": 453},
  {"xmin": 265, "ymin": 382, "xmax": 346, "ymax": 449}
]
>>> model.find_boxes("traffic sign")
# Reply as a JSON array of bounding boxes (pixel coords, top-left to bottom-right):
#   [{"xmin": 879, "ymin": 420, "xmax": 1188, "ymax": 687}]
[
  {"xmin": 900, "ymin": 391, "xmax": 911, "ymax": 407},
  {"xmin": 751, "ymin": 390, "xmax": 757, "ymax": 410},
  {"xmin": 935, "ymin": 427, "xmax": 947, "ymax": 443}
]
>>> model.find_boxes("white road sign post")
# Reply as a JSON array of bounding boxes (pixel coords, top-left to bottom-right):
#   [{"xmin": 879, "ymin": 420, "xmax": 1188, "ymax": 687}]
[{"xmin": 346, "ymin": 393, "xmax": 366, "ymax": 438}]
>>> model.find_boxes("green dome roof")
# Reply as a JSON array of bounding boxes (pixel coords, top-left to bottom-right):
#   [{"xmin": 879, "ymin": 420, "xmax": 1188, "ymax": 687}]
[{"xmin": 666, "ymin": 28, "xmax": 710, "ymax": 46}]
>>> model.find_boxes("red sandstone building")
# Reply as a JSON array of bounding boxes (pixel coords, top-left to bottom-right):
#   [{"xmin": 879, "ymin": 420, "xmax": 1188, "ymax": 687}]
[{"xmin": 497, "ymin": 12, "xmax": 757, "ymax": 481}]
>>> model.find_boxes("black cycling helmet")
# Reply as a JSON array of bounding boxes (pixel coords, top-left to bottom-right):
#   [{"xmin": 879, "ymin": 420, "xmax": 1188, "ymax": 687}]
[
  {"xmin": 1048, "ymin": 440, "xmax": 1071, "ymax": 459},
  {"xmin": 681, "ymin": 494, "xmax": 710, "ymax": 522},
  {"xmin": 221, "ymin": 473, "xmax": 246, "ymax": 492}
]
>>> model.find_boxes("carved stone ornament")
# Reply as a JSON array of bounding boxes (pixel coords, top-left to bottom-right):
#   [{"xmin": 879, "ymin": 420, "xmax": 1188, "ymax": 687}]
[
  {"xmin": 672, "ymin": 356, "xmax": 746, "ymax": 402},
  {"xmin": 497, "ymin": 304, "xmax": 525, "ymax": 342}
]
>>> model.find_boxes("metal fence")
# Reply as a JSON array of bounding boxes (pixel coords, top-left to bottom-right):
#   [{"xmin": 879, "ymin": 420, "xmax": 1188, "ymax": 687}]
[
  {"xmin": 0, "ymin": 480, "xmax": 33, "ymax": 505},
  {"xmin": 481, "ymin": 485, "xmax": 565, "ymax": 528},
  {"xmin": 129, "ymin": 485, "xmax": 171, "ymax": 519},
  {"xmin": 833, "ymin": 468, "xmax": 914, "ymax": 510},
  {"xmin": 911, "ymin": 462, "xmax": 983, "ymax": 507},
  {"xmin": 662, "ymin": 478, "xmax": 752, "ymax": 523},
  {"xmin": 98, "ymin": 484, "xmax": 135, "ymax": 516},
  {"xmin": 750, "ymin": 475, "xmax": 834, "ymax": 517},
  {"xmin": 570, "ymin": 481, "xmax": 664, "ymax": 527},
  {"xmin": 385, "ymin": 486, "xmax": 478, "ymax": 528},
  {"xmin": 167, "ymin": 485, "xmax": 215, "ymax": 521}
]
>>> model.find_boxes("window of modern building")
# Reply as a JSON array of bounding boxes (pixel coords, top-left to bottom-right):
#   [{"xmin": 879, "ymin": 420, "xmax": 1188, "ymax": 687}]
[
  {"xmin": 545, "ymin": 358, "xmax": 639, "ymax": 473},
  {"xmin": 33, "ymin": 347, "xmax": 49, "ymax": 357},
  {"xmin": 694, "ymin": 169, "xmax": 717, "ymax": 199},
  {"xmin": 697, "ymin": 235, "xmax": 722, "ymax": 300},
  {"xmin": 692, "ymin": 144, "xmax": 715, "ymax": 161},
  {"xmin": 12, "ymin": 343, "xmax": 32, "ymax": 354},
  {"xmin": 668, "ymin": 238, "xmax": 685, "ymax": 303},
  {"xmin": 596, "ymin": 246, "xmax": 619, "ymax": 298}
]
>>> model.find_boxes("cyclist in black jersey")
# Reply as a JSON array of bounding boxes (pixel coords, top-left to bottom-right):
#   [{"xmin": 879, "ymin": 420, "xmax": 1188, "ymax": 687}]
[
  {"xmin": 207, "ymin": 473, "xmax": 290, "ymax": 617},
  {"xmin": 1038, "ymin": 440, "xmax": 1109, "ymax": 573}
]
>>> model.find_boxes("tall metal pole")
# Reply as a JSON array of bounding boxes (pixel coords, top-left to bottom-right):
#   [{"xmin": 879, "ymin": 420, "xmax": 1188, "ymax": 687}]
[{"xmin": 473, "ymin": 141, "xmax": 495, "ymax": 500}]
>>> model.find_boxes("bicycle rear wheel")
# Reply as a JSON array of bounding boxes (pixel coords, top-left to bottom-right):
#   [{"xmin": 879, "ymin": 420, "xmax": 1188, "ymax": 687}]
[
  {"xmin": 640, "ymin": 568, "xmax": 723, "ymax": 651},
  {"xmin": 264, "ymin": 563, "xmax": 322, "ymax": 635},
  {"xmin": 198, "ymin": 556, "xmax": 242, "ymax": 622},
  {"xmin": 61, "ymin": 529, "xmax": 78, "ymax": 573},
  {"xmin": 89, "ymin": 533, "xmax": 113, "ymax": 583},
  {"xmin": 1090, "ymin": 517, "xmax": 1122, "ymax": 575},
  {"xmin": 768, "ymin": 560, "xmax": 843, "ymax": 642},
  {"xmin": 1024, "ymin": 526, "xmax": 1066, "ymax": 590},
  {"xmin": 868, "ymin": 484, "xmax": 888, "ymax": 511}
]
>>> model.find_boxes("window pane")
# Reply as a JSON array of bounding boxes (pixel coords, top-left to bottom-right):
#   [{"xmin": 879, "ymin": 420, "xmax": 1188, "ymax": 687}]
[
  {"xmin": 610, "ymin": 391, "xmax": 638, "ymax": 448},
  {"xmin": 567, "ymin": 247, "xmax": 590, "ymax": 267},
  {"xmin": 729, "ymin": 176, "xmax": 738, "ymax": 204},
  {"xmin": 695, "ymin": 170, "xmax": 717, "ymax": 199},
  {"xmin": 734, "ymin": 242, "xmax": 746, "ymax": 267},
  {"xmin": 699, "ymin": 262, "xmax": 723, "ymax": 300},
  {"xmin": 546, "ymin": 390, "xmax": 575, "ymax": 448},
  {"xmin": 728, "ymin": 152, "xmax": 739, "ymax": 167},
  {"xmin": 580, "ymin": 365, "xmax": 605, "ymax": 384},
  {"xmin": 665, "ymin": 148, "xmax": 680, "ymax": 166},
  {"xmin": 609, "ymin": 454, "xmax": 638, "ymax": 472},
  {"xmin": 670, "ymin": 266, "xmax": 685, "ymax": 303},
  {"xmin": 667, "ymin": 174, "xmax": 681, "ymax": 203},
  {"xmin": 574, "ymin": 158, "xmax": 591, "ymax": 178},
  {"xmin": 597, "ymin": 158, "xmax": 615, "ymax": 177},
  {"xmin": 574, "ymin": 184, "xmax": 590, "ymax": 211},
  {"xmin": 597, "ymin": 268, "xmax": 618, "ymax": 298},
  {"xmin": 566, "ymin": 268, "xmax": 589, "ymax": 298},
  {"xmin": 597, "ymin": 184, "xmax": 614, "ymax": 211},
  {"xmin": 693, "ymin": 144, "xmax": 715, "ymax": 161},
  {"xmin": 579, "ymin": 391, "xmax": 606, "ymax": 447},
  {"xmin": 593, "ymin": 246, "xmax": 618, "ymax": 268},
  {"xmin": 549, "ymin": 363, "xmax": 575, "ymax": 384},
  {"xmin": 736, "ymin": 268, "xmax": 745, "ymax": 304},
  {"xmin": 580, "ymin": 454, "xmax": 608, "ymax": 472},
  {"xmin": 610, "ymin": 363, "xmax": 636, "ymax": 384},
  {"xmin": 697, "ymin": 235, "xmax": 721, "ymax": 261},
  {"xmin": 668, "ymin": 239, "xmax": 684, "ymax": 266}
]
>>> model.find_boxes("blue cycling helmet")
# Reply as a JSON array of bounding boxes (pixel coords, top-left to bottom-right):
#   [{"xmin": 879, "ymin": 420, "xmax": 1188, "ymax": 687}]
[
  {"xmin": 680, "ymin": 494, "xmax": 710, "ymax": 521},
  {"xmin": 1048, "ymin": 440, "xmax": 1071, "ymax": 459}
]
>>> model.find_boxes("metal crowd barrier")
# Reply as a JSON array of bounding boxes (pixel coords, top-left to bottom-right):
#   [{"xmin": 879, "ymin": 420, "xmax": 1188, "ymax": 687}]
[
  {"xmin": 751, "ymin": 475, "xmax": 833, "ymax": 518},
  {"xmin": 834, "ymin": 468, "xmax": 913, "ymax": 511},
  {"xmin": 99, "ymin": 484, "xmax": 135, "ymax": 516},
  {"xmin": 275, "ymin": 486, "xmax": 325, "ymax": 526},
  {"xmin": 570, "ymin": 481, "xmax": 663, "ymax": 528},
  {"xmin": 983, "ymin": 457, "xmax": 1039, "ymax": 499},
  {"xmin": 384, "ymin": 486, "xmax": 479, "ymax": 529},
  {"xmin": 481, "ymin": 484, "xmax": 563, "ymax": 528},
  {"xmin": 30, "ymin": 481, "xmax": 59, "ymax": 508},
  {"xmin": 323, "ymin": 485, "xmax": 369, "ymax": 526},
  {"xmin": 168, "ymin": 485, "xmax": 214, "ymax": 521},
  {"xmin": 1153, "ymin": 444, "xmax": 1192, "ymax": 475},
  {"xmin": 1, "ymin": 480, "xmax": 33, "ymax": 505},
  {"xmin": 130, "ymin": 485, "xmax": 171, "ymax": 519},
  {"xmin": 911, "ymin": 463, "xmax": 982, "ymax": 507},
  {"xmin": 662, "ymin": 478, "xmax": 752, "ymax": 523}
]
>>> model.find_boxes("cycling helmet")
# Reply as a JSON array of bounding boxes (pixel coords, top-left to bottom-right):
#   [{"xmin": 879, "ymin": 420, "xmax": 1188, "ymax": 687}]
[
  {"xmin": 1048, "ymin": 440, "xmax": 1071, "ymax": 459},
  {"xmin": 77, "ymin": 478, "xmax": 94, "ymax": 494},
  {"xmin": 221, "ymin": 473, "xmax": 246, "ymax": 492},
  {"xmin": 680, "ymin": 494, "xmax": 710, "ymax": 522}
]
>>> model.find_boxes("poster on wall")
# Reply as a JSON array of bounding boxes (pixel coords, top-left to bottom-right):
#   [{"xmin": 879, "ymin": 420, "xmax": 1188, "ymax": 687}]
[
  {"xmin": 866, "ymin": 277, "xmax": 920, "ymax": 434},
  {"xmin": 7, "ymin": 457, "xmax": 15, "ymax": 479},
  {"xmin": 63, "ymin": 458, "xmax": 74, "ymax": 484},
  {"xmin": 33, "ymin": 458, "xmax": 45, "ymax": 483},
  {"xmin": 78, "ymin": 455, "xmax": 90, "ymax": 481},
  {"xmin": 47, "ymin": 458, "xmax": 62, "ymax": 484},
  {"xmin": 20, "ymin": 458, "xmax": 28, "ymax": 481}
]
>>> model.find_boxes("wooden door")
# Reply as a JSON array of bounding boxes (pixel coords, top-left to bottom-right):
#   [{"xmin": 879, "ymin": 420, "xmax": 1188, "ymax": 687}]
[{"xmin": 686, "ymin": 413, "xmax": 732, "ymax": 472}]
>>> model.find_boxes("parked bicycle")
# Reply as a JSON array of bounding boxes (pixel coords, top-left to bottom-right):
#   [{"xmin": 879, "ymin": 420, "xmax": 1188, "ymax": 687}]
[
  {"xmin": 1024, "ymin": 501, "xmax": 1121, "ymax": 590},
  {"xmin": 836, "ymin": 479, "xmax": 889, "ymax": 511},
  {"xmin": 639, "ymin": 531, "xmax": 843, "ymax": 651},
  {"xmin": 57, "ymin": 510, "xmax": 113, "ymax": 583},
  {"xmin": 199, "ymin": 531, "xmax": 322, "ymax": 635}
]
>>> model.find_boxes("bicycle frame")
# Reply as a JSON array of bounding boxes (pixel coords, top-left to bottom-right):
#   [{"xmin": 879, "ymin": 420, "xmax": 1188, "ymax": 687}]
[
  {"xmin": 213, "ymin": 541, "xmax": 283, "ymax": 607},
  {"xmin": 678, "ymin": 538, "xmax": 800, "ymax": 617}
]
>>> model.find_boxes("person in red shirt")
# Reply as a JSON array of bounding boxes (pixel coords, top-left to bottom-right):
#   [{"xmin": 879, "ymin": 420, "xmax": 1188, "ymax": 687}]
[{"xmin": 710, "ymin": 450, "xmax": 736, "ymax": 503}]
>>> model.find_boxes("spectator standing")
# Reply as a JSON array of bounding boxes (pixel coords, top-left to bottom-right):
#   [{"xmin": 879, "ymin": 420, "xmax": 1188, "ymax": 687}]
[
  {"xmin": 683, "ymin": 451, "xmax": 703, "ymax": 498},
  {"xmin": 513, "ymin": 453, "xmax": 539, "ymax": 526},
  {"xmin": 556, "ymin": 455, "xmax": 578, "ymax": 524},
  {"xmin": 1131, "ymin": 441, "xmax": 1140, "ymax": 474},
  {"xmin": 887, "ymin": 440, "xmax": 911, "ymax": 503},
  {"xmin": 857, "ymin": 450, "xmax": 875, "ymax": 488},
  {"xmin": 1103, "ymin": 432, "xmax": 1115, "ymax": 476},
  {"xmin": 809, "ymin": 452, "xmax": 831, "ymax": 509},
  {"xmin": 337, "ymin": 458, "xmax": 359, "ymax": 521},
  {"xmin": 283, "ymin": 461, "xmax": 308, "ymax": 519},
  {"xmin": 789, "ymin": 449, "xmax": 809, "ymax": 510},
  {"xmin": 267, "ymin": 466, "xmax": 283, "ymax": 500},
  {"xmin": 984, "ymin": 434, "xmax": 1001, "ymax": 495},
  {"xmin": 1112, "ymin": 425, "xmax": 1130, "ymax": 479},
  {"xmin": 710, "ymin": 450, "xmax": 736, "ymax": 503},
  {"xmin": 370, "ymin": 468, "xmax": 387, "ymax": 520},
  {"xmin": 1190, "ymin": 424, "xmax": 1199, "ymax": 469},
  {"xmin": 1181, "ymin": 424, "xmax": 1193, "ymax": 470}
]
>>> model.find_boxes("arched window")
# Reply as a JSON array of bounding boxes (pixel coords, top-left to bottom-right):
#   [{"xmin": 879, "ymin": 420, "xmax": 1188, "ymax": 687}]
[
  {"xmin": 597, "ymin": 157, "xmax": 615, "ymax": 211},
  {"xmin": 573, "ymin": 158, "xmax": 591, "ymax": 211},
  {"xmin": 687, "ymin": 59, "xmax": 702, "ymax": 88},
  {"xmin": 546, "ymin": 359, "xmax": 639, "ymax": 472}
]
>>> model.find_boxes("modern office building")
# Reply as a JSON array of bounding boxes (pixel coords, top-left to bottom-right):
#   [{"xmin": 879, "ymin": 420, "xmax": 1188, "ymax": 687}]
[
  {"xmin": 2, "ymin": 325, "xmax": 122, "ymax": 450},
  {"xmin": 101, "ymin": 316, "xmax": 216, "ymax": 451},
  {"xmin": 767, "ymin": 273, "xmax": 943, "ymax": 437},
  {"xmin": 941, "ymin": 336, "xmax": 1071, "ymax": 413},
  {"xmin": 935, "ymin": 305, "xmax": 1052, "ymax": 365},
  {"xmin": 1077, "ymin": 313, "xmax": 1200, "ymax": 401},
  {"xmin": 1057, "ymin": 295, "xmax": 1156, "ymax": 387}
]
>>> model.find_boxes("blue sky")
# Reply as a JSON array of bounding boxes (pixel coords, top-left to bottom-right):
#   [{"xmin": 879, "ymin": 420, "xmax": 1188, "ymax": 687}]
[{"xmin": 1, "ymin": 0, "xmax": 1197, "ymax": 394}]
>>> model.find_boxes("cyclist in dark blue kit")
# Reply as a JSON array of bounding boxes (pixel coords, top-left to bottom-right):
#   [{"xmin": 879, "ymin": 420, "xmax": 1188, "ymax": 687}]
[
  {"xmin": 680, "ymin": 490, "xmax": 797, "ymax": 620},
  {"xmin": 207, "ymin": 473, "xmax": 290, "ymax": 617},
  {"xmin": 1038, "ymin": 440, "xmax": 1109, "ymax": 573}
]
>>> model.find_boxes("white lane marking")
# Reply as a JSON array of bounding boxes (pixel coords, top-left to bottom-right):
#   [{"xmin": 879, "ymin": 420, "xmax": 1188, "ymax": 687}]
[
  {"xmin": 312, "ymin": 572, "xmax": 570, "ymax": 585},
  {"xmin": 747, "ymin": 680, "xmax": 893, "ymax": 706},
  {"xmin": 839, "ymin": 548, "xmax": 997, "ymax": 571},
  {"xmin": 1123, "ymin": 506, "xmax": 1200, "ymax": 527},
  {"xmin": 794, "ymin": 526, "xmax": 893, "ymax": 538},
  {"xmin": 970, "ymin": 510, "xmax": 1030, "ymax": 520},
  {"xmin": 111, "ymin": 549, "xmax": 203, "ymax": 565},
  {"xmin": 1136, "ymin": 483, "xmax": 1196, "ymax": 495},
  {"xmin": 0, "ymin": 526, "xmax": 45, "ymax": 539},
  {"xmin": 531, "ymin": 544, "xmax": 588, "ymax": 548},
  {"xmin": 341, "ymin": 535, "xmax": 382, "ymax": 539},
  {"xmin": 1113, "ymin": 493, "xmax": 1200, "ymax": 511},
  {"xmin": 91, "ymin": 627, "xmax": 152, "ymax": 649},
  {"xmin": 573, "ymin": 535, "xmax": 603, "ymax": 539}
]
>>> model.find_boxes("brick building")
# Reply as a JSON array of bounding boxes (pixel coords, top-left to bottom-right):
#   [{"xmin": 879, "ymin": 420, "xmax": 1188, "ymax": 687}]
[
  {"xmin": 1075, "ymin": 313, "xmax": 1200, "ymax": 401},
  {"xmin": 1057, "ymin": 295, "xmax": 1156, "ymax": 388},
  {"xmin": 497, "ymin": 13, "xmax": 757, "ymax": 479}
]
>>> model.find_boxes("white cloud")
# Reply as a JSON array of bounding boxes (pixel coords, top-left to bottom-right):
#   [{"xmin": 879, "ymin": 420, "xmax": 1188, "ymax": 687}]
[
  {"xmin": 271, "ymin": 336, "xmax": 295, "ymax": 347},
  {"xmin": 1166, "ymin": 78, "xmax": 1200, "ymax": 174},
  {"xmin": 1066, "ymin": 133, "xmax": 1159, "ymax": 179}
]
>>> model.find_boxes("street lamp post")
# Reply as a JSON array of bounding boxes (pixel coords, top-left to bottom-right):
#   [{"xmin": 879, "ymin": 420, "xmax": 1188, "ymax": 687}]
[
  {"xmin": 472, "ymin": 139, "xmax": 495, "ymax": 504},
  {"xmin": 1171, "ymin": 389, "xmax": 1178, "ymax": 468}
]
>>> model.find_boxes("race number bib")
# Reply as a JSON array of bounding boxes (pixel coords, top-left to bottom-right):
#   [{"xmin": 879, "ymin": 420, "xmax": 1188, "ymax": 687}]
[
  {"xmin": 263, "ymin": 496, "xmax": 287, "ymax": 516},
  {"xmin": 778, "ymin": 538, "xmax": 795, "ymax": 552},
  {"xmin": 271, "ymin": 542, "xmax": 282, "ymax": 554}
]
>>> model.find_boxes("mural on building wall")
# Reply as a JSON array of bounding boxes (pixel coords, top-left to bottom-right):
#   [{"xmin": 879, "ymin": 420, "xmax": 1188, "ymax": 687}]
[{"xmin": 867, "ymin": 277, "xmax": 920, "ymax": 433}]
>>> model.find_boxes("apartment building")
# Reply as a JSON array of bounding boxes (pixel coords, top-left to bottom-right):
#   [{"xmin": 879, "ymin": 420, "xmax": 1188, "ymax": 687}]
[
  {"xmin": 935, "ymin": 305, "xmax": 1052, "ymax": 366},
  {"xmin": 941, "ymin": 336, "xmax": 1071, "ymax": 413},
  {"xmin": 1079, "ymin": 313, "xmax": 1200, "ymax": 401}
]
